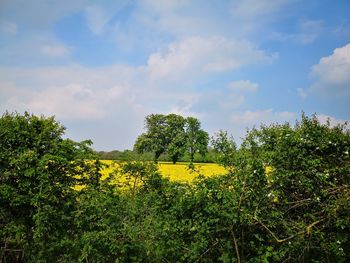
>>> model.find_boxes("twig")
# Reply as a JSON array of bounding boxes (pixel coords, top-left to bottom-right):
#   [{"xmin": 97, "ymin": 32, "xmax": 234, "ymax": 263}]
[
  {"xmin": 256, "ymin": 218, "xmax": 323, "ymax": 243},
  {"xmin": 195, "ymin": 241, "xmax": 219, "ymax": 263}
]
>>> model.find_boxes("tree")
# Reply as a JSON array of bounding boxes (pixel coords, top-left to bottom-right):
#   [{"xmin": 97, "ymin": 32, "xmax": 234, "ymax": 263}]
[
  {"xmin": 185, "ymin": 117, "xmax": 209, "ymax": 166},
  {"xmin": 165, "ymin": 114, "xmax": 186, "ymax": 164},
  {"xmin": 0, "ymin": 112, "xmax": 102, "ymax": 262},
  {"xmin": 211, "ymin": 130, "xmax": 236, "ymax": 169},
  {"xmin": 134, "ymin": 114, "xmax": 168, "ymax": 163},
  {"xmin": 134, "ymin": 114, "xmax": 209, "ymax": 164},
  {"xmin": 134, "ymin": 114, "xmax": 190, "ymax": 164}
]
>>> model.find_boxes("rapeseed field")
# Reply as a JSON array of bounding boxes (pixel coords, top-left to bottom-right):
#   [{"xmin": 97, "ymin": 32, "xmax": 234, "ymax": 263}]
[{"xmin": 100, "ymin": 160, "xmax": 227, "ymax": 183}]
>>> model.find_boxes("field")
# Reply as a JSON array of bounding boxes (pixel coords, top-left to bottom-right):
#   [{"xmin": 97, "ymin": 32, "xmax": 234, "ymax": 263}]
[{"xmin": 100, "ymin": 160, "xmax": 227, "ymax": 183}]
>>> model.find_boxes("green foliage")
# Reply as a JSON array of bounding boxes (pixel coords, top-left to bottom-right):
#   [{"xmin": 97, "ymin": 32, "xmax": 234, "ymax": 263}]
[
  {"xmin": 134, "ymin": 114, "xmax": 169, "ymax": 162},
  {"xmin": 0, "ymin": 112, "xmax": 102, "ymax": 262},
  {"xmin": 166, "ymin": 114, "xmax": 187, "ymax": 164},
  {"xmin": 211, "ymin": 130, "xmax": 237, "ymax": 169},
  {"xmin": 134, "ymin": 114, "xmax": 209, "ymax": 164},
  {"xmin": 185, "ymin": 117, "xmax": 209, "ymax": 167},
  {"xmin": 119, "ymin": 161, "xmax": 159, "ymax": 195},
  {"xmin": 239, "ymin": 114, "xmax": 350, "ymax": 262},
  {"xmin": 1, "ymin": 112, "xmax": 349, "ymax": 262}
]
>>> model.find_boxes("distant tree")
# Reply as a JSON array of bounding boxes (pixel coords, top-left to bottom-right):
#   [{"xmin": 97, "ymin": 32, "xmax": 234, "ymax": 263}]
[
  {"xmin": 134, "ymin": 114, "xmax": 209, "ymax": 164},
  {"xmin": 185, "ymin": 117, "xmax": 209, "ymax": 167},
  {"xmin": 165, "ymin": 114, "xmax": 186, "ymax": 164},
  {"xmin": 134, "ymin": 114, "xmax": 187, "ymax": 163},
  {"xmin": 134, "ymin": 114, "xmax": 168, "ymax": 163}
]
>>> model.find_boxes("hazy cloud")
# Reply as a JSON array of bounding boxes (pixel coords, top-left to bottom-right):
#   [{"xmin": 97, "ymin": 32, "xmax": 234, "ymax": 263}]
[
  {"xmin": 230, "ymin": 0, "xmax": 297, "ymax": 19},
  {"xmin": 0, "ymin": 20, "xmax": 18, "ymax": 35},
  {"xmin": 270, "ymin": 19, "xmax": 324, "ymax": 44},
  {"xmin": 42, "ymin": 43, "xmax": 69, "ymax": 57},
  {"xmin": 228, "ymin": 80, "xmax": 258, "ymax": 92},
  {"xmin": 297, "ymin": 87, "xmax": 307, "ymax": 99},
  {"xmin": 85, "ymin": 5, "xmax": 111, "ymax": 35}
]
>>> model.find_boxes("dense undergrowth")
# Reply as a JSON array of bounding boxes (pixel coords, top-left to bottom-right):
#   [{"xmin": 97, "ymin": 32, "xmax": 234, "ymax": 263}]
[{"xmin": 1, "ymin": 112, "xmax": 349, "ymax": 262}]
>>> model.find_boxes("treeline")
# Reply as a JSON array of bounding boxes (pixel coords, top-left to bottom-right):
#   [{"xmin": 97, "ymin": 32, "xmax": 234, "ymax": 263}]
[
  {"xmin": 1, "ymin": 112, "xmax": 349, "ymax": 262},
  {"xmin": 97, "ymin": 113, "xmax": 235, "ymax": 165},
  {"xmin": 96, "ymin": 149, "xmax": 217, "ymax": 163}
]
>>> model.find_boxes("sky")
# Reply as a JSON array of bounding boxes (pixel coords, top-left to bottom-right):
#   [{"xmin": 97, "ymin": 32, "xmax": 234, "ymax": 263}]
[{"xmin": 1, "ymin": 0, "xmax": 350, "ymax": 151}]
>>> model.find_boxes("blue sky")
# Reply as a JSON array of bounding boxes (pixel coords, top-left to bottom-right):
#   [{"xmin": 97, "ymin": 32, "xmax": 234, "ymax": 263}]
[{"xmin": 1, "ymin": 0, "xmax": 350, "ymax": 150}]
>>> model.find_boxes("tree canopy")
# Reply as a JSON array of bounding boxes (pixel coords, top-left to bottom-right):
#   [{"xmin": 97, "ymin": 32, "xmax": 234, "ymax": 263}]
[{"xmin": 134, "ymin": 114, "xmax": 209, "ymax": 164}]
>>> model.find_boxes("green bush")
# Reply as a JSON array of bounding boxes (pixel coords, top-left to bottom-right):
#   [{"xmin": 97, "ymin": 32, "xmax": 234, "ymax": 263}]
[{"xmin": 1, "ymin": 112, "xmax": 349, "ymax": 262}]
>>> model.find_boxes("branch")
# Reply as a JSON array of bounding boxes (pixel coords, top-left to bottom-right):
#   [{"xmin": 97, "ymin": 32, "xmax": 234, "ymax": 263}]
[
  {"xmin": 195, "ymin": 241, "xmax": 219, "ymax": 263},
  {"xmin": 256, "ymin": 218, "xmax": 323, "ymax": 243},
  {"xmin": 231, "ymin": 229, "xmax": 241, "ymax": 263}
]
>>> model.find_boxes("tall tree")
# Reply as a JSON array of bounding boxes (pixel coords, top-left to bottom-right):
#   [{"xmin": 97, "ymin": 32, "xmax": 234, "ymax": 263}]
[
  {"xmin": 165, "ymin": 114, "xmax": 186, "ymax": 164},
  {"xmin": 134, "ymin": 114, "xmax": 209, "ymax": 164},
  {"xmin": 185, "ymin": 117, "xmax": 209, "ymax": 166},
  {"xmin": 134, "ymin": 114, "xmax": 187, "ymax": 163},
  {"xmin": 134, "ymin": 114, "xmax": 168, "ymax": 163}
]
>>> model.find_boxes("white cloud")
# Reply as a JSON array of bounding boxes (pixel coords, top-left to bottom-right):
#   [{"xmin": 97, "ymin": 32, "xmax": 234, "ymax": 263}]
[
  {"xmin": 317, "ymin": 114, "xmax": 346, "ymax": 126},
  {"xmin": 231, "ymin": 109, "xmax": 297, "ymax": 125},
  {"xmin": 310, "ymin": 43, "xmax": 350, "ymax": 97},
  {"xmin": 0, "ymin": 65, "xmax": 138, "ymax": 120},
  {"xmin": 1, "ymin": 82, "xmax": 127, "ymax": 120},
  {"xmin": 0, "ymin": 62, "xmax": 267, "ymax": 149},
  {"xmin": 228, "ymin": 80, "xmax": 258, "ymax": 92},
  {"xmin": 34, "ymin": 84, "xmax": 126, "ymax": 119},
  {"xmin": 42, "ymin": 43, "xmax": 69, "ymax": 57},
  {"xmin": 147, "ymin": 36, "xmax": 276, "ymax": 81},
  {"xmin": 317, "ymin": 114, "xmax": 349, "ymax": 128},
  {"xmin": 1, "ymin": 21, "xmax": 18, "ymax": 34}
]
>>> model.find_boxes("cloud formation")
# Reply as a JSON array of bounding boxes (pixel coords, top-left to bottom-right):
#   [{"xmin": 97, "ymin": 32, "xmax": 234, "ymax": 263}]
[
  {"xmin": 231, "ymin": 109, "xmax": 297, "ymax": 126},
  {"xmin": 147, "ymin": 36, "xmax": 276, "ymax": 81},
  {"xmin": 42, "ymin": 43, "xmax": 69, "ymax": 57},
  {"xmin": 1, "ymin": 0, "xmax": 349, "ymax": 149},
  {"xmin": 228, "ymin": 80, "xmax": 258, "ymax": 92},
  {"xmin": 0, "ymin": 20, "xmax": 18, "ymax": 35},
  {"xmin": 310, "ymin": 43, "xmax": 350, "ymax": 97}
]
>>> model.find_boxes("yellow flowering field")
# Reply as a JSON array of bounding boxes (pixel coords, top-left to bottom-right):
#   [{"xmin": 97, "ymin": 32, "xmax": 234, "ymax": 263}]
[{"xmin": 100, "ymin": 160, "xmax": 227, "ymax": 183}]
